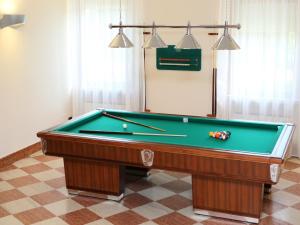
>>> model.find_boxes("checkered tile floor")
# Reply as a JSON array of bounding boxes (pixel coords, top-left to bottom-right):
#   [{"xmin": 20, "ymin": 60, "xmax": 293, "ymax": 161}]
[{"xmin": 1, "ymin": 151, "xmax": 300, "ymax": 225}]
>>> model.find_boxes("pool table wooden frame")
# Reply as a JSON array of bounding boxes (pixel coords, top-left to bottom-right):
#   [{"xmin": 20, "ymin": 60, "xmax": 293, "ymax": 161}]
[{"xmin": 37, "ymin": 110, "xmax": 295, "ymax": 224}]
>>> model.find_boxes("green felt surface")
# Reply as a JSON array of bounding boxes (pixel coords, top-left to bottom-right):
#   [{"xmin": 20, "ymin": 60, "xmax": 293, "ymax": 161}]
[{"xmin": 54, "ymin": 110, "xmax": 285, "ymax": 155}]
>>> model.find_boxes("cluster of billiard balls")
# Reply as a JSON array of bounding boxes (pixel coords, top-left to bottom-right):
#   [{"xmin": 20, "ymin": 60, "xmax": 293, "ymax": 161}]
[{"xmin": 209, "ymin": 131, "xmax": 231, "ymax": 140}]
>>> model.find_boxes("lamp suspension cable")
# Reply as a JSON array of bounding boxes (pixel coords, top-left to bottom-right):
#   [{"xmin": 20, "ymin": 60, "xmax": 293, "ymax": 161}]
[
  {"xmin": 119, "ymin": 0, "xmax": 122, "ymax": 23},
  {"xmin": 108, "ymin": 0, "xmax": 133, "ymax": 48}
]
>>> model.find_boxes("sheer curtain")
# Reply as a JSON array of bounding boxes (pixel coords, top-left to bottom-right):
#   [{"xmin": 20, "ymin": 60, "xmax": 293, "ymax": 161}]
[
  {"xmin": 67, "ymin": 0, "xmax": 145, "ymax": 116},
  {"xmin": 217, "ymin": 0, "xmax": 300, "ymax": 156}
]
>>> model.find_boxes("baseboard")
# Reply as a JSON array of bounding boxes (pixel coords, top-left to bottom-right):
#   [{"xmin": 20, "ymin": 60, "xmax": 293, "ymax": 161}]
[{"xmin": 0, "ymin": 142, "xmax": 41, "ymax": 168}]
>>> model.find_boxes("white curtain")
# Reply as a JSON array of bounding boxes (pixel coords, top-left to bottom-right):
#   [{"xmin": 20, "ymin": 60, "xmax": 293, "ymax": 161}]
[
  {"xmin": 67, "ymin": 0, "xmax": 145, "ymax": 116},
  {"xmin": 217, "ymin": 0, "xmax": 300, "ymax": 156}
]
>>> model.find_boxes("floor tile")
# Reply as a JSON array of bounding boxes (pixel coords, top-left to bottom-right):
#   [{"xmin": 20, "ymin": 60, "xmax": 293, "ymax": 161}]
[
  {"xmin": 0, "ymin": 169, "xmax": 28, "ymax": 180},
  {"xmin": 31, "ymin": 190, "xmax": 67, "ymax": 205},
  {"xmin": 44, "ymin": 177, "xmax": 66, "ymax": 189},
  {"xmin": 32, "ymin": 170, "xmax": 63, "ymax": 182},
  {"xmin": 164, "ymin": 171, "xmax": 189, "ymax": 179},
  {"xmin": 71, "ymin": 195, "xmax": 105, "ymax": 207},
  {"xmin": 0, "ymin": 189, "xmax": 26, "ymax": 204},
  {"xmin": 290, "ymin": 157, "xmax": 300, "ymax": 162},
  {"xmin": 158, "ymin": 195, "xmax": 192, "ymax": 211},
  {"xmin": 21, "ymin": 163, "xmax": 51, "ymax": 174},
  {"xmin": 146, "ymin": 172, "xmax": 177, "ymax": 186},
  {"xmin": 283, "ymin": 161, "xmax": 300, "ymax": 170},
  {"xmin": 0, "ymin": 181, "xmax": 14, "ymax": 192},
  {"xmin": 177, "ymin": 206, "xmax": 209, "ymax": 222},
  {"xmin": 180, "ymin": 175, "xmax": 192, "ymax": 184},
  {"xmin": 44, "ymin": 158, "xmax": 63, "ymax": 169},
  {"xmin": 1, "ymin": 197, "xmax": 40, "ymax": 214},
  {"xmin": 88, "ymin": 201, "xmax": 129, "ymax": 218},
  {"xmin": 139, "ymin": 186, "xmax": 175, "ymax": 201},
  {"xmin": 34, "ymin": 155, "xmax": 58, "ymax": 162},
  {"xmin": 32, "ymin": 217, "xmax": 68, "ymax": 225},
  {"xmin": 60, "ymin": 208, "xmax": 101, "ymax": 225},
  {"xmin": 57, "ymin": 187, "xmax": 69, "ymax": 196},
  {"xmin": 132, "ymin": 202, "xmax": 173, "ymax": 220},
  {"xmin": 263, "ymin": 198, "xmax": 287, "ymax": 215},
  {"xmin": 292, "ymin": 167, "xmax": 300, "ymax": 173},
  {"xmin": 259, "ymin": 216, "xmax": 291, "ymax": 225},
  {"xmin": 127, "ymin": 178, "xmax": 156, "ymax": 192},
  {"xmin": 30, "ymin": 151, "xmax": 43, "ymax": 157},
  {"xmin": 284, "ymin": 183, "xmax": 300, "ymax": 196},
  {"xmin": 160, "ymin": 180, "xmax": 191, "ymax": 193},
  {"xmin": 274, "ymin": 178, "xmax": 296, "ymax": 190},
  {"xmin": 85, "ymin": 219, "xmax": 114, "ymax": 225},
  {"xmin": 13, "ymin": 158, "xmax": 39, "ymax": 168},
  {"xmin": 0, "ymin": 207, "xmax": 9, "ymax": 218},
  {"xmin": 44, "ymin": 199, "xmax": 83, "ymax": 216},
  {"xmin": 106, "ymin": 210, "xmax": 148, "ymax": 225},
  {"xmin": 267, "ymin": 190, "xmax": 300, "ymax": 206},
  {"xmin": 0, "ymin": 215, "xmax": 24, "ymax": 225},
  {"xmin": 280, "ymin": 171, "xmax": 300, "ymax": 183},
  {"xmin": 272, "ymin": 207, "xmax": 300, "ymax": 225},
  {"xmin": 179, "ymin": 189, "xmax": 192, "ymax": 200},
  {"xmin": 154, "ymin": 212, "xmax": 195, "ymax": 225},
  {"xmin": 292, "ymin": 202, "xmax": 300, "ymax": 210},
  {"xmin": 8, "ymin": 175, "xmax": 40, "ymax": 188},
  {"xmin": 201, "ymin": 217, "xmax": 246, "ymax": 225},
  {"xmin": 121, "ymin": 193, "xmax": 152, "ymax": 209},
  {"xmin": 0, "ymin": 165, "xmax": 17, "ymax": 172},
  {"xmin": 56, "ymin": 167, "xmax": 65, "ymax": 174},
  {"xmin": 14, "ymin": 207, "xmax": 54, "ymax": 225},
  {"xmin": 140, "ymin": 222, "xmax": 159, "ymax": 225},
  {"xmin": 18, "ymin": 182, "xmax": 53, "ymax": 196}
]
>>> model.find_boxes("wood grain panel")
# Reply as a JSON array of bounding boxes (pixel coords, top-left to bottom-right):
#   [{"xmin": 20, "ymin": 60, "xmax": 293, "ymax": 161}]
[
  {"xmin": 45, "ymin": 139, "xmax": 271, "ymax": 183},
  {"xmin": 192, "ymin": 175, "xmax": 263, "ymax": 218},
  {"xmin": 63, "ymin": 158, "xmax": 124, "ymax": 195}
]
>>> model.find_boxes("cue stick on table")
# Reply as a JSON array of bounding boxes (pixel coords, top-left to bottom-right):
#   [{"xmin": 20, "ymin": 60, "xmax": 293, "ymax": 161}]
[
  {"xmin": 102, "ymin": 111, "xmax": 166, "ymax": 132},
  {"xmin": 79, "ymin": 130, "xmax": 186, "ymax": 137}
]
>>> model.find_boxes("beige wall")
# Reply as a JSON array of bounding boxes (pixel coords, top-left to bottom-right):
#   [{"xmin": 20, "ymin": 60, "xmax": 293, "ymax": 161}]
[
  {"xmin": 0, "ymin": 0, "xmax": 71, "ymax": 158},
  {"xmin": 144, "ymin": 0, "xmax": 219, "ymax": 116}
]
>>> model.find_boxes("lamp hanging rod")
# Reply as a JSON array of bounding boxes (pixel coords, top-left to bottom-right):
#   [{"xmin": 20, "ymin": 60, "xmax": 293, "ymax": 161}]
[{"xmin": 109, "ymin": 23, "xmax": 241, "ymax": 30}]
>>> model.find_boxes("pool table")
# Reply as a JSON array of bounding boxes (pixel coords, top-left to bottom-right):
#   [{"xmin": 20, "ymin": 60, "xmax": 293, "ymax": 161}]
[{"xmin": 37, "ymin": 109, "xmax": 295, "ymax": 223}]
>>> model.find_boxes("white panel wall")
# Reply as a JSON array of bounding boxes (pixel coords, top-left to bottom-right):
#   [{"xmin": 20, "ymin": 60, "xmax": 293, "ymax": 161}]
[
  {"xmin": 0, "ymin": 0, "xmax": 71, "ymax": 158},
  {"xmin": 144, "ymin": 0, "xmax": 220, "ymax": 116}
]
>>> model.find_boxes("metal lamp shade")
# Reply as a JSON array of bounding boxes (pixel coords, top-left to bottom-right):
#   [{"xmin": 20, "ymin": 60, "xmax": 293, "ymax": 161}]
[
  {"xmin": 144, "ymin": 27, "xmax": 167, "ymax": 49},
  {"xmin": 212, "ymin": 33, "xmax": 240, "ymax": 50},
  {"xmin": 109, "ymin": 28, "xmax": 134, "ymax": 48},
  {"xmin": 212, "ymin": 22, "xmax": 240, "ymax": 50},
  {"xmin": 176, "ymin": 34, "xmax": 201, "ymax": 49},
  {"xmin": 144, "ymin": 24, "xmax": 167, "ymax": 49},
  {"xmin": 176, "ymin": 22, "xmax": 201, "ymax": 49}
]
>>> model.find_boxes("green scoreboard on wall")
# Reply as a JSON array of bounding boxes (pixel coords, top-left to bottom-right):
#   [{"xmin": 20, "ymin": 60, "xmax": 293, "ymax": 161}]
[{"xmin": 156, "ymin": 45, "xmax": 201, "ymax": 71}]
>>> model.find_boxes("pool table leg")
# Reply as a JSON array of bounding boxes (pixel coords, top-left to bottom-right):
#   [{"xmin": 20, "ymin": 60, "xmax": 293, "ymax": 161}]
[
  {"xmin": 63, "ymin": 158, "xmax": 125, "ymax": 201},
  {"xmin": 264, "ymin": 183, "xmax": 272, "ymax": 194},
  {"xmin": 192, "ymin": 175, "xmax": 263, "ymax": 224},
  {"xmin": 126, "ymin": 167, "xmax": 150, "ymax": 177}
]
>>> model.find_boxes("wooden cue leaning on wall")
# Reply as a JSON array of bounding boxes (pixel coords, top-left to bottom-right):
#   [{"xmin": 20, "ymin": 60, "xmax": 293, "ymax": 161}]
[{"xmin": 207, "ymin": 33, "xmax": 218, "ymax": 118}]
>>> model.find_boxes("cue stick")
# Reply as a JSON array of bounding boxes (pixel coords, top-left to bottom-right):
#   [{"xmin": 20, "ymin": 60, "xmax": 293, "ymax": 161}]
[
  {"xmin": 79, "ymin": 130, "xmax": 187, "ymax": 137},
  {"xmin": 207, "ymin": 48, "xmax": 218, "ymax": 118},
  {"xmin": 102, "ymin": 111, "xmax": 166, "ymax": 132}
]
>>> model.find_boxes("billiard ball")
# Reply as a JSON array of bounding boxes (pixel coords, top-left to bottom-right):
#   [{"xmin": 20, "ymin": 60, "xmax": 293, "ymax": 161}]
[{"xmin": 123, "ymin": 124, "xmax": 128, "ymax": 129}]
